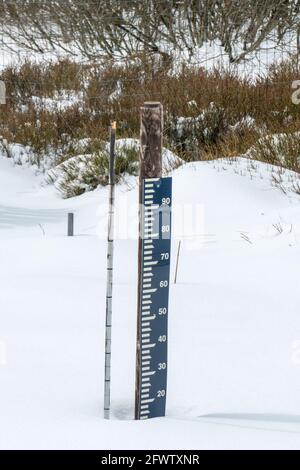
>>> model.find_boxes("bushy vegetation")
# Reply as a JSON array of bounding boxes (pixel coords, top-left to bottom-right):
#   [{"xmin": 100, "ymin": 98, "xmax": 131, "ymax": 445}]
[
  {"xmin": 248, "ymin": 133, "xmax": 300, "ymax": 171},
  {"xmin": 0, "ymin": 55, "xmax": 300, "ymax": 196},
  {"xmin": 47, "ymin": 143, "xmax": 139, "ymax": 198}
]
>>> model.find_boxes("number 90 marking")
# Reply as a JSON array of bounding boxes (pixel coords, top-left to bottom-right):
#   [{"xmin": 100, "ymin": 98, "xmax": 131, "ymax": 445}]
[{"xmin": 161, "ymin": 197, "xmax": 171, "ymax": 205}]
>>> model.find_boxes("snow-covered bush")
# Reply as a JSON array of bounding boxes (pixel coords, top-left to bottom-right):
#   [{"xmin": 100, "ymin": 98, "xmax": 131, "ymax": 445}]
[
  {"xmin": 247, "ymin": 132, "xmax": 300, "ymax": 171},
  {"xmin": 2, "ymin": 57, "xmax": 300, "ymax": 172},
  {"xmin": 0, "ymin": 139, "xmax": 33, "ymax": 165},
  {"xmin": 169, "ymin": 103, "xmax": 230, "ymax": 158},
  {"xmin": 48, "ymin": 139, "xmax": 183, "ymax": 198},
  {"xmin": 48, "ymin": 143, "xmax": 138, "ymax": 198}
]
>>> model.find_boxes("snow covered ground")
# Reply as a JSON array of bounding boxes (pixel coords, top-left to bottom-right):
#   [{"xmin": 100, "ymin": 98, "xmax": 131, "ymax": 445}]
[{"xmin": 2, "ymin": 155, "xmax": 300, "ymax": 449}]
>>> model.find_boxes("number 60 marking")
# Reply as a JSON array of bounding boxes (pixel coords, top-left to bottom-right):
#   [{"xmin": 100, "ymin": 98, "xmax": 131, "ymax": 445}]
[{"xmin": 160, "ymin": 280, "xmax": 168, "ymax": 288}]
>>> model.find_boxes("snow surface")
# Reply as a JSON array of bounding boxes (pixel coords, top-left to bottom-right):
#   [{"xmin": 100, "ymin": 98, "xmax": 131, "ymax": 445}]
[
  {"xmin": 2, "ymin": 155, "xmax": 300, "ymax": 449},
  {"xmin": 31, "ymin": 91, "xmax": 84, "ymax": 112}
]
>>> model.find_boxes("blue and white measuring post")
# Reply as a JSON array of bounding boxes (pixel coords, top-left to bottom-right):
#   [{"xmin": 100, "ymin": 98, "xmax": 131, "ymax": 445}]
[{"xmin": 135, "ymin": 176, "xmax": 172, "ymax": 419}]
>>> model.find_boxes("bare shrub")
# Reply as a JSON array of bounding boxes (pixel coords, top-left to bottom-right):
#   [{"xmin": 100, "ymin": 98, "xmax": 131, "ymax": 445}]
[
  {"xmin": 248, "ymin": 132, "xmax": 300, "ymax": 171},
  {"xmin": 1, "ymin": 56, "xmax": 300, "ymax": 177}
]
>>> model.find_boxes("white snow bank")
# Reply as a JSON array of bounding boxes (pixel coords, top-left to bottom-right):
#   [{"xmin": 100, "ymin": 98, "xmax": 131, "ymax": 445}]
[
  {"xmin": 31, "ymin": 90, "xmax": 84, "ymax": 112},
  {"xmin": 0, "ymin": 140, "xmax": 33, "ymax": 166},
  {"xmin": 48, "ymin": 138, "xmax": 184, "ymax": 198},
  {"xmin": 2, "ymin": 155, "xmax": 300, "ymax": 449},
  {"xmin": 108, "ymin": 138, "xmax": 184, "ymax": 173}
]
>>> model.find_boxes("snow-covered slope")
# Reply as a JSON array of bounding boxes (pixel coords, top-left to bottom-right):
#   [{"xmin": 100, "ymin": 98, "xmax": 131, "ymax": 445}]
[{"xmin": 1, "ymin": 155, "xmax": 300, "ymax": 449}]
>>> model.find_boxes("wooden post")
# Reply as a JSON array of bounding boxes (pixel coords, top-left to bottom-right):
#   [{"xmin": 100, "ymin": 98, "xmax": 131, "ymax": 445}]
[
  {"xmin": 68, "ymin": 213, "xmax": 74, "ymax": 237},
  {"xmin": 135, "ymin": 102, "xmax": 163, "ymax": 420},
  {"xmin": 174, "ymin": 240, "xmax": 181, "ymax": 284}
]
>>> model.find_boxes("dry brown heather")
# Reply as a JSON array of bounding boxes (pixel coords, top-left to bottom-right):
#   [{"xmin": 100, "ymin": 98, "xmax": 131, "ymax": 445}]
[{"xmin": 0, "ymin": 56, "xmax": 300, "ymax": 170}]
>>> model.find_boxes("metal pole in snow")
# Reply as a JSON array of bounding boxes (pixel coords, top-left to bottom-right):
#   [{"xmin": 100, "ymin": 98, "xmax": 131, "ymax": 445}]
[{"xmin": 104, "ymin": 121, "xmax": 116, "ymax": 419}]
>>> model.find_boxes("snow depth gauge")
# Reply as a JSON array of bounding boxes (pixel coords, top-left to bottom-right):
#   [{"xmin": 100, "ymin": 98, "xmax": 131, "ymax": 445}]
[{"xmin": 135, "ymin": 176, "xmax": 172, "ymax": 419}]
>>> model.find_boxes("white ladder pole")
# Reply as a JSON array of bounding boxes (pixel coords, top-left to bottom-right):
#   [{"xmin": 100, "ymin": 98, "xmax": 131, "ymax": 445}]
[{"xmin": 104, "ymin": 122, "xmax": 116, "ymax": 419}]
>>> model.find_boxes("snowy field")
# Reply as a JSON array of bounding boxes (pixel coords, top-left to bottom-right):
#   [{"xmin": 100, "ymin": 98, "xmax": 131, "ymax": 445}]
[{"xmin": 2, "ymin": 155, "xmax": 300, "ymax": 449}]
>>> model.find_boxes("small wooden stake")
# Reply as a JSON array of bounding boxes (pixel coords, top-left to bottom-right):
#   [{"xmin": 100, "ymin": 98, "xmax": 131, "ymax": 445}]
[
  {"xmin": 135, "ymin": 102, "xmax": 163, "ymax": 420},
  {"xmin": 174, "ymin": 240, "xmax": 181, "ymax": 284},
  {"xmin": 68, "ymin": 213, "xmax": 74, "ymax": 237}
]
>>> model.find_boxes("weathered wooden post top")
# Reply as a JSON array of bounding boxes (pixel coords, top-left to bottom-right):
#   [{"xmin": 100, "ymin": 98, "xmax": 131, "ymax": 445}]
[{"xmin": 139, "ymin": 102, "xmax": 163, "ymax": 179}]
